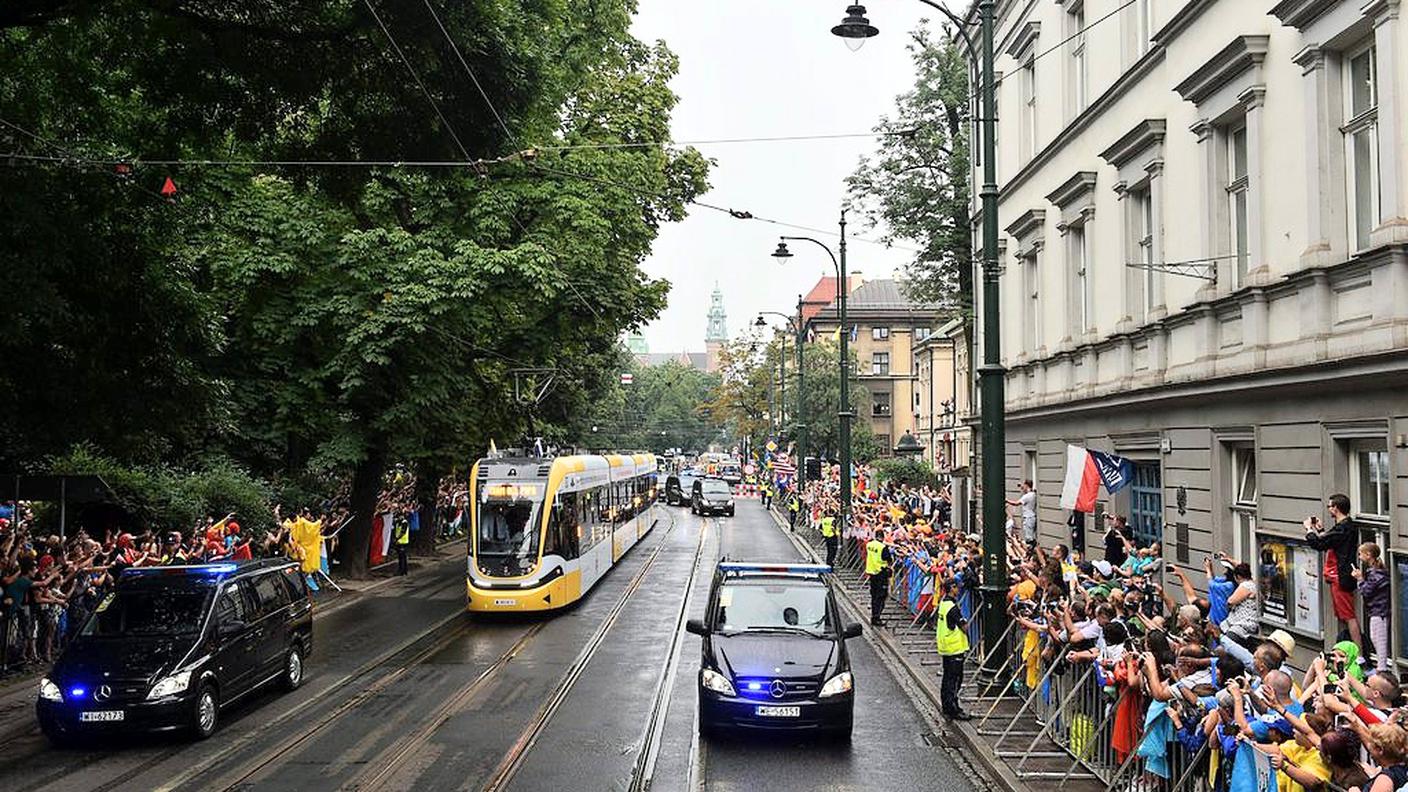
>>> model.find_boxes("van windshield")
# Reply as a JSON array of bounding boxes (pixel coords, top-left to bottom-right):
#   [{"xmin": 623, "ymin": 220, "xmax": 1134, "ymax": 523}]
[{"xmin": 82, "ymin": 587, "xmax": 212, "ymax": 638}]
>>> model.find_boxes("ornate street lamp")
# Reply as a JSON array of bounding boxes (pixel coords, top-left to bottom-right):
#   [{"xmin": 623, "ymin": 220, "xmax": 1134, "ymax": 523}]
[{"xmin": 831, "ymin": 4, "xmax": 879, "ymax": 52}]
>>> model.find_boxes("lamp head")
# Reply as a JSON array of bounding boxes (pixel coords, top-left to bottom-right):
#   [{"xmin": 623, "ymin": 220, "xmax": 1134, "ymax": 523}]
[
  {"xmin": 771, "ymin": 241, "xmax": 793, "ymax": 260},
  {"xmin": 754, "ymin": 316, "xmax": 767, "ymax": 328},
  {"xmin": 832, "ymin": 4, "xmax": 879, "ymax": 51}
]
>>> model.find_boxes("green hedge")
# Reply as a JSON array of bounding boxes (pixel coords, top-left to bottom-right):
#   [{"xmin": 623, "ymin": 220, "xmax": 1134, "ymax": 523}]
[
  {"xmin": 870, "ymin": 457, "xmax": 938, "ymax": 489},
  {"xmin": 47, "ymin": 445, "xmax": 277, "ymax": 536}
]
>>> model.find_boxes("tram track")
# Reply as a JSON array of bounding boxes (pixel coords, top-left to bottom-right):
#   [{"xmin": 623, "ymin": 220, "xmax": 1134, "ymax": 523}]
[
  {"xmin": 627, "ymin": 517, "xmax": 710, "ymax": 792},
  {"xmin": 19, "ymin": 575, "xmax": 467, "ymax": 792},
  {"xmin": 477, "ymin": 510, "xmax": 692, "ymax": 792}
]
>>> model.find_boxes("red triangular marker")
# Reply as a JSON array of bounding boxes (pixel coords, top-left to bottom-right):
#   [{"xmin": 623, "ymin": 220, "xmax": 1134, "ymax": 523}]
[{"xmin": 160, "ymin": 176, "xmax": 177, "ymax": 196}]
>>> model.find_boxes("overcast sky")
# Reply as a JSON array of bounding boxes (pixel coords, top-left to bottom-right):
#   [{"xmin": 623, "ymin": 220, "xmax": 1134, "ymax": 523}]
[{"xmin": 630, "ymin": 0, "xmax": 933, "ymax": 353}]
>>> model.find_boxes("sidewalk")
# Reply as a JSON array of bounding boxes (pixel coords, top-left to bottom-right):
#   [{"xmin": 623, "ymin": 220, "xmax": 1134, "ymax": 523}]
[
  {"xmin": 0, "ymin": 539, "xmax": 464, "ymax": 741},
  {"xmin": 766, "ymin": 507, "xmax": 1105, "ymax": 792}
]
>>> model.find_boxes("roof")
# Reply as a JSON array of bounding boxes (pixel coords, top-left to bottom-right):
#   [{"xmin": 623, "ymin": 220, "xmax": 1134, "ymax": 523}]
[
  {"xmin": 810, "ymin": 279, "xmax": 945, "ymax": 323},
  {"xmin": 799, "ymin": 276, "xmax": 861, "ymax": 324},
  {"xmin": 634, "ymin": 351, "xmax": 708, "ymax": 369}
]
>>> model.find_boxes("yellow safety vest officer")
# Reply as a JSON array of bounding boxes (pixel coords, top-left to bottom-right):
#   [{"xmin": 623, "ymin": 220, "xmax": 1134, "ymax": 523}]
[
  {"xmin": 865, "ymin": 538, "xmax": 888, "ymax": 575},
  {"xmin": 865, "ymin": 531, "xmax": 891, "ymax": 626},
  {"xmin": 393, "ymin": 515, "xmax": 411, "ymax": 576},
  {"xmin": 935, "ymin": 590, "xmax": 972, "ymax": 720},
  {"xmin": 819, "ymin": 516, "xmax": 836, "ymax": 538},
  {"xmin": 935, "ymin": 599, "xmax": 970, "ymax": 656}
]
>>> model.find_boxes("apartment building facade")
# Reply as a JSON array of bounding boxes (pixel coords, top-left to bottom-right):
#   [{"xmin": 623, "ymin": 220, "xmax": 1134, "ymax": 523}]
[
  {"xmin": 975, "ymin": 0, "xmax": 1408, "ymax": 661},
  {"xmin": 808, "ymin": 279, "xmax": 946, "ymax": 454}
]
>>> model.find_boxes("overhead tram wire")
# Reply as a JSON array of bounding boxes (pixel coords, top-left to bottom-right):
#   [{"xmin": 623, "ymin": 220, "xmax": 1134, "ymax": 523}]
[
  {"xmin": 417, "ymin": 0, "xmax": 918, "ymax": 254},
  {"xmin": 361, "ymin": 0, "xmax": 471, "ymax": 159}
]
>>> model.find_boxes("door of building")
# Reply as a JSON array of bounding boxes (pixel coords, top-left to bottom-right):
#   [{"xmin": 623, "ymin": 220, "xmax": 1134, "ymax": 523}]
[{"xmin": 1130, "ymin": 462, "xmax": 1163, "ymax": 548}]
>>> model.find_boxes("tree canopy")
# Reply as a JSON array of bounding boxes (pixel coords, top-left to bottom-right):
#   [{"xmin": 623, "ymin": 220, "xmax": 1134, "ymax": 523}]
[{"xmin": 1, "ymin": 1, "xmax": 710, "ymax": 574}]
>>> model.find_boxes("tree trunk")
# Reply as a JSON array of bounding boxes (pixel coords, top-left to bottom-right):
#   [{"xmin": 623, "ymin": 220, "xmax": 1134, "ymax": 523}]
[
  {"xmin": 411, "ymin": 461, "xmax": 443, "ymax": 555},
  {"xmin": 338, "ymin": 448, "xmax": 386, "ymax": 578}
]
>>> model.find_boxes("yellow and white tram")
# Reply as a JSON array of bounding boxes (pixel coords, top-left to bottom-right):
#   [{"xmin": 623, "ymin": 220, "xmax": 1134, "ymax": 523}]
[{"xmin": 466, "ymin": 453, "xmax": 659, "ymax": 613}]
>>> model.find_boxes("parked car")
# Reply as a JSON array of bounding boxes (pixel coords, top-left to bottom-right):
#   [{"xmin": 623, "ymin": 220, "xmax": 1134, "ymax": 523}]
[{"xmin": 37, "ymin": 560, "xmax": 312, "ymax": 745}]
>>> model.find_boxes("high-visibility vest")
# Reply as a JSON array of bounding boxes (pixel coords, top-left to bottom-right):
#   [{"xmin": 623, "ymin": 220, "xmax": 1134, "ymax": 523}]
[
  {"xmin": 936, "ymin": 599, "xmax": 970, "ymax": 656},
  {"xmin": 393, "ymin": 518, "xmax": 410, "ymax": 546},
  {"xmin": 820, "ymin": 516, "xmax": 836, "ymax": 538},
  {"xmin": 865, "ymin": 540, "xmax": 887, "ymax": 575}
]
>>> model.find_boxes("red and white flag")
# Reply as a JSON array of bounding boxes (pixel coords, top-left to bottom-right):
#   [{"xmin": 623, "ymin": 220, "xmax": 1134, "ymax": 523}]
[{"xmin": 1060, "ymin": 445, "xmax": 1135, "ymax": 514}]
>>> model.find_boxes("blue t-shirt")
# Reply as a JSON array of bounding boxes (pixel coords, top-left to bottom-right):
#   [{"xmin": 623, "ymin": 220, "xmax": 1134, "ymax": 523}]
[{"xmin": 1208, "ymin": 577, "xmax": 1236, "ymax": 626}]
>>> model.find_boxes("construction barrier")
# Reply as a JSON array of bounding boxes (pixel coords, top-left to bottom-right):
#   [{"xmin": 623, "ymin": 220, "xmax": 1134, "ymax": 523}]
[{"xmin": 732, "ymin": 483, "xmax": 760, "ymax": 498}]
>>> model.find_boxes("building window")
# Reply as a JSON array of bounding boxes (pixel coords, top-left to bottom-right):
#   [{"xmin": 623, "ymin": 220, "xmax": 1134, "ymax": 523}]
[
  {"xmin": 1022, "ymin": 251, "xmax": 1041, "ymax": 353},
  {"xmin": 916, "ymin": 327, "xmax": 931, "ymax": 341},
  {"xmin": 1351, "ymin": 439, "xmax": 1390, "ymax": 518},
  {"xmin": 1257, "ymin": 538, "xmax": 1320, "ymax": 632},
  {"xmin": 1344, "ymin": 43, "xmax": 1381, "ymax": 251},
  {"xmin": 871, "ymin": 352, "xmax": 890, "ymax": 376},
  {"xmin": 872, "ymin": 392, "xmax": 892, "ymax": 417},
  {"xmin": 1230, "ymin": 445, "xmax": 1258, "ymax": 561},
  {"xmin": 1226, "ymin": 124, "xmax": 1250, "ymax": 286},
  {"xmin": 1068, "ymin": 223, "xmax": 1090, "ymax": 336},
  {"xmin": 872, "ymin": 326, "xmax": 890, "ymax": 341},
  {"xmin": 1068, "ymin": 5, "xmax": 1088, "ymax": 117},
  {"xmin": 876, "ymin": 434, "xmax": 891, "ymax": 452},
  {"xmin": 1126, "ymin": 186, "xmax": 1157, "ymax": 321},
  {"xmin": 1020, "ymin": 58, "xmax": 1037, "ymax": 163}
]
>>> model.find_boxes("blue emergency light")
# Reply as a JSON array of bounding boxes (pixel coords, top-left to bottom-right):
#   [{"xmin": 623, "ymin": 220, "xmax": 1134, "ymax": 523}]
[{"xmin": 123, "ymin": 562, "xmax": 240, "ymax": 577}]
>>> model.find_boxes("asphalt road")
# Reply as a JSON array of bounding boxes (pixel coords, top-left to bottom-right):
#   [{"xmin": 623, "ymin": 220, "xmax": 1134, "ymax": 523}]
[{"xmin": 0, "ymin": 501, "xmax": 977, "ymax": 792}]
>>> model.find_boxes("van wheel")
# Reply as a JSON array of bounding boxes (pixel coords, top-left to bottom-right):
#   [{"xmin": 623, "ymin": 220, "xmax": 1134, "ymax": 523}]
[
  {"xmin": 281, "ymin": 644, "xmax": 304, "ymax": 692},
  {"xmin": 192, "ymin": 683, "xmax": 219, "ymax": 739}
]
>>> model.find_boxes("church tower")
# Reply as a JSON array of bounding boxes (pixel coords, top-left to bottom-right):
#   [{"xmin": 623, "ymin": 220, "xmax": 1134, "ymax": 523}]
[{"xmin": 704, "ymin": 283, "xmax": 728, "ymax": 373}]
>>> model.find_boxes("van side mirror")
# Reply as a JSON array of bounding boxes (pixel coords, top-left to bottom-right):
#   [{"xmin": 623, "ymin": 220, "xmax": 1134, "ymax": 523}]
[
  {"xmin": 685, "ymin": 618, "xmax": 707, "ymax": 636},
  {"xmin": 842, "ymin": 622, "xmax": 863, "ymax": 639}
]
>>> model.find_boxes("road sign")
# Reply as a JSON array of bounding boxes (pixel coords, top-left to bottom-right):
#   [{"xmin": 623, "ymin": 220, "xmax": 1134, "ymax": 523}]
[
  {"xmin": 620, "ymin": 373, "xmax": 634, "ymax": 385},
  {"xmin": 766, "ymin": 440, "xmax": 777, "ymax": 452}
]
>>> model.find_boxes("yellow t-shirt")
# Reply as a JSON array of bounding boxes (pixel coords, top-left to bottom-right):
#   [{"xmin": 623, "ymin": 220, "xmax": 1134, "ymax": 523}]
[
  {"xmin": 1278, "ymin": 743, "xmax": 1329, "ymax": 792},
  {"xmin": 1012, "ymin": 579, "xmax": 1037, "ymax": 601}
]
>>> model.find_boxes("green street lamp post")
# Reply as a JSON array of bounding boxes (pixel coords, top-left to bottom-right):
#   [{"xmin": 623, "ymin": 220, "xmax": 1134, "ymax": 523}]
[
  {"xmin": 756, "ymin": 301, "xmax": 808, "ymax": 493},
  {"xmin": 772, "ymin": 210, "xmax": 852, "ymax": 546},
  {"xmin": 832, "ymin": 1, "xmax": 1005, "ymax": 671}
]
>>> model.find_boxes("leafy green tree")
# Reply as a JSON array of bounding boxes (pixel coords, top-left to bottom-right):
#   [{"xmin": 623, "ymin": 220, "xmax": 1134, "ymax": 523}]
[
  {"xmin": 2, "ymin": 2, "xmax": 709, "ymax": 575},
  {"xmin": 572, "ymin": 355, "xmax": 720, "ymax": 453},
  {"xmin": 707, "ymin": 338, "xmax": 879, "ymax": 463},
  {"xmin": 847, "ymin": 25, "xmax": 971, "ymax": 316}
]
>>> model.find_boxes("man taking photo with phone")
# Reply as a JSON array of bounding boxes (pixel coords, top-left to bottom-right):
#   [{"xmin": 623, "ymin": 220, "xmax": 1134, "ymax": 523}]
[{"xmin": 1305, "ymin": 493, "xmax": 1362, "ymax": 653}]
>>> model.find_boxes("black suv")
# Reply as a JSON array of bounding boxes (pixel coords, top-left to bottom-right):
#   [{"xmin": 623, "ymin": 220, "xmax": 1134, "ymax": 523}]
[
  {"xmin": 37, "ymin": 560, "xmax": 313, "ymax": 745},
  {"xmin": 691, "ymin": 478, "xmax": 735, "ymax": 517},
  {"xmin": 686, "ymin": 562, "xmax": 861, "ymax": 740}
]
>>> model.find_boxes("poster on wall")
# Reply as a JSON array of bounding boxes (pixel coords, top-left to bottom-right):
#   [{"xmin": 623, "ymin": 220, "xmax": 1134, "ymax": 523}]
[
  {"xmin": 1260, "ymin": 542, "xmax": 1289, "ymax": 622},
  {"xmin": 1294, "ymin": 545, "xmax": 1321, "ymax": 635}
]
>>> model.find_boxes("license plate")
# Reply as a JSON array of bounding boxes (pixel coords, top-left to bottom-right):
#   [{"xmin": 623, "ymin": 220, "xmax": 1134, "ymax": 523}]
[
  {"xmin": 493, "ymin": 599, "xmax": 516, "ymax": 607},
  {"xmin": 755, "ymin": 705, "xmax": 800, "ymax": 718},
  {"xmin": 79, "ymin": 711, "xmax": 124, "ymax": 722}
]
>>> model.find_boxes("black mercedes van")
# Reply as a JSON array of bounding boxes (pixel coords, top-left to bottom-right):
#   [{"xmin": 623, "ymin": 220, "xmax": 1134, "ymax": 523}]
[{"xmin": 37, "ymin": 559, "xmax": 313, "ymax": 745}]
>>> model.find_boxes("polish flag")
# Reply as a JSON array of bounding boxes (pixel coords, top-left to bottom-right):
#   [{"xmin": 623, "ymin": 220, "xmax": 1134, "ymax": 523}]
[{"xmin": 1060, "ymin": 445, "xmax": 1135, "ymax": 513}]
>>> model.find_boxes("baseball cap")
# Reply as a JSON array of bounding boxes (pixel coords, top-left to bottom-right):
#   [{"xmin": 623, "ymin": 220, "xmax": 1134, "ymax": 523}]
[{"xmin": 1093, "ymin": 560, "xmax": 1113, "ymax": 577}]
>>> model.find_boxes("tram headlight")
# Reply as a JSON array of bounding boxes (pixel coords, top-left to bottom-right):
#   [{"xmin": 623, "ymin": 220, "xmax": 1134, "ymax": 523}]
[
  {"xmin": 819, "ymin": 671, "xmax": 853, "ymax": 698},
  {"xmin": 701, "ymin": 668, "xmax": 736, "ymax": 696}
]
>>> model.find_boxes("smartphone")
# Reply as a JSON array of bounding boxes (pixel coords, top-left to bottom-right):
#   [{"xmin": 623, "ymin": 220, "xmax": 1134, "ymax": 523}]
[{"xmin": 1323, "ymin": 683, "xmax": 1337, "ymax": 695}]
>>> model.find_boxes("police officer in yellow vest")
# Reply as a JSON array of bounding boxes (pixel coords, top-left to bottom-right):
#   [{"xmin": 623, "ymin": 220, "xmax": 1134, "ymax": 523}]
[
  {"xmin": 393, "ymin": 511, "xmax": 411, "ymax": 576},
  {"xmin": 819, "ymin": 511, "xmax": 839, "ymax": 568},
  {"xmin": 865, "ymin": 529, "xmax": 893, "ymax": 627},
  {"xmin": 935, "ymin": 577, "xmax": 972, "ymax": 720},
  {"xmin": 787, "ymin": 491, "xmax": 800, "ymax": 530}
]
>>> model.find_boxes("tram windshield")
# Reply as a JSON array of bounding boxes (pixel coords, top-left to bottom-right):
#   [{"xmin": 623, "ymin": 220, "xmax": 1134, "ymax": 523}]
[{"xmin": 476, "ymin": 500, "xmax": 541, "ymax": 571}]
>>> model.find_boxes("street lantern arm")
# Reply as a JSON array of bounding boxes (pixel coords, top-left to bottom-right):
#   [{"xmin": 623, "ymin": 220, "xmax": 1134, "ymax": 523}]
[
  {"xmin": 778, "ymin": 235, "xmax": 840, "ymax": 280},
  {"xmin": 909, "ymin": 0, "xmax": 979, "ymax": 63}
]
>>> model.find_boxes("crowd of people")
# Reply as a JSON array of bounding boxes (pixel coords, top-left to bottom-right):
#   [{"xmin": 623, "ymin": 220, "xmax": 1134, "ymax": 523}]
[
  {"xmin": 789, "ymin": 464, "xmax": 1408, "ymax": 792},
  {"xmin": 0, "ymin": 471, "xmax": 468, "ymax": 676}
]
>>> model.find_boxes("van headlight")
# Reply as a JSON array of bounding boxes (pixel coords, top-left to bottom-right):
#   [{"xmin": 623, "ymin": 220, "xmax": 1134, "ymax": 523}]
[
  {"xmin": 146, "ymin": 669, "xmax": 193, "ymax": 700},
  {"xmin": 39, "ymin": 678, "xmax": 63, "ymax": 702},
  {"xmin": 819, "ymin": 671, "xmax": 853, "ymax": 698},
  {"xmin": 701, "ymin": 668, "xmax": 736, "ymax": 696},
  {"xmin": 727, "ymin": 500, "xmax": 735, "ymax": 506}
]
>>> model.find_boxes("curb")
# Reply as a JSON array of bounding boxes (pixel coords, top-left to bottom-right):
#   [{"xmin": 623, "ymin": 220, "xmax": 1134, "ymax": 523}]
[{"xmin": 765, "ymin": 507, "xmax": 1026, "ymax": 792}]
